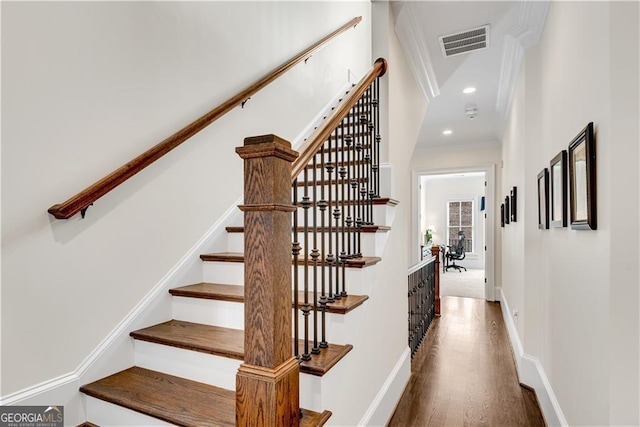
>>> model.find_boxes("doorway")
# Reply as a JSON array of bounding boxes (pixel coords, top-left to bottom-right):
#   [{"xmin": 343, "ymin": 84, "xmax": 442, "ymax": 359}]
[{"xmin": 411, "ymin": 165, "xmax": 496, "ymax": 301}]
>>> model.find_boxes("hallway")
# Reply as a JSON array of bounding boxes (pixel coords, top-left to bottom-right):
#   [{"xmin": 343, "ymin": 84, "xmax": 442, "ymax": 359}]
[{"xmin": 388, "ymin": 297, "xmax": 545, "ymax": 426}]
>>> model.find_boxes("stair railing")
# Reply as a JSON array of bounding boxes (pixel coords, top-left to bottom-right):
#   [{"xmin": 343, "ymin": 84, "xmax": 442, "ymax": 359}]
[
  {"xmin": 290, "ymin": 58, "xmax": 386, "ymax": 361},
  {"xmin": 408, "ymin": 246, "xmax": 440, "ymax": 357},
  {"xmin": 47, "ymin": 16, "xmax": 362, "ymax": 220},
  {"xmin": 234, "ymin": 58, "xmax": 386, "ymax": 425}
]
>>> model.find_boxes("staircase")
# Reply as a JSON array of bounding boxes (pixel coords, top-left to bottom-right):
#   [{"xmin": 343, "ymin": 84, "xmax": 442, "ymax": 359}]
[
  {"xmin": 78, "ymin": 196, "xmax": 396, "ymax": 427},
  {"xmin": 78, "ymin": 59, "xmax": 393, "ymax": 426}
]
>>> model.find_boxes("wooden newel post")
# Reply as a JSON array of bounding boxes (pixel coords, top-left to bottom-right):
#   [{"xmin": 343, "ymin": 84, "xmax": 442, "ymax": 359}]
[
  {"xmin": 431, "ymin": 245, "xmax": 441, "ymax": 317},
  {"xmin": 235, "ymin": 134, "xmax": 300, "ymax": 426}
]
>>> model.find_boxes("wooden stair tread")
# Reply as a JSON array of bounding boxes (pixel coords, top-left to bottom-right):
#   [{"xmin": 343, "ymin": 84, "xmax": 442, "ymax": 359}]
[
  {"xmin": 130, "ymin": 320, "xmax": 353, "ymax": 376},
  {"xmin": 170, "ymin": 283, "xmax": 369, "ymax": 314},
  {"xmin": 320, "ymin": 143, "xmax": 371, "ymax": 154},
  {"xmin": 225, "ymin": 225, "xmax": 391, "ymax": 233},
  {"xmin": 200, "ymin": 252, "xmax": 382, "ymax": 268},
  {"xmin": 170, "ymin": 282, "xmax": 245, "ymax": 303},
  {"xmin": 131, "ymin": 320, "xmax": 244, "ymax": 360},
  {"xmin": 294, "ymin": 198, "xmax": 396, "ymax": 208},
  {"xmin": 295, "ymin": 177, "xmax": 368, "ymax": 187},
  {"xmin": 301, "ymin": 293, "xmax": 369, "ymax": 314},
  {"xmin": 306, "ymin": 160, "xmax": 370, "ymax": 169},
  {"xmin": 80, "ymin": 367, "xmax": 330, "ymax": 427}
]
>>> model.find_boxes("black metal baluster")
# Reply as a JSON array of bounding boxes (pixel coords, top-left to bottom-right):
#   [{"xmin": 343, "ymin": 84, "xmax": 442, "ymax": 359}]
[
  {"xmin": 344, "ymin": 109, "xmax": 353, "ymax": 260},
  {"xmin": 355, "ymin": 94, "xmax": 364, "ymax": 258},
  {"xmin": 301, "ymin": 168, "xmax": 311, "ymax": 361},
  {"xmin": 374, "ymin": 78, "xmax": 381, "ymax": 198},
  {"xmin": 292, "ymin": 181, "xmax": 300, "ymax": 359},
  {"xmin": 311, "ymin": 156, "xmax": 320, "ymax": 355},
  {"xmin": 367, "ymin": 85, "xmax": 375, "ymax": 225},
  {"xmin": 408, "ymin": 260, "xmax": 438, "ymax": 357},
  {"xmin": 328, "ymin": 133, "xmax": 337, "ymax": 304},
  {"xmin": 320, "ymin": 134, "xmax": 332, "ymax": 349},
  {"xmin": 338, "ymin": 115, "xmax": 349, "ymax": 300}
]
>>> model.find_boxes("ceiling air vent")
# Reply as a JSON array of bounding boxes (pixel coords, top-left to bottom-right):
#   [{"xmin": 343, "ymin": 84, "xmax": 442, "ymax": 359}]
[{"xmin": 439, "ymin": 25, "xmax": 490, "ymax": 57}]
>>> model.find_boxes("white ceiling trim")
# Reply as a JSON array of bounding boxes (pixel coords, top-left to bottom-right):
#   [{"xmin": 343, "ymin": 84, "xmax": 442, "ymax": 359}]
[
  {"xmin": 394, "ymin": 2, "xmax": 440, "ymax": 103},
  {"xmin": 496, "ymin": 1, "xmax": 550, "ymax": 118},
  {"xmin": 413, "ymin": 139, "xmax": 501, "ymax": 153},
  {"xmin": 495, "ymin": 35, "xmax": 525, "ymax": 119}
]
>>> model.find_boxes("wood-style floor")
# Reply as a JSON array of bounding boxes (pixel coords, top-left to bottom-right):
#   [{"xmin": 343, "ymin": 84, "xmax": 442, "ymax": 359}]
[{"xmin": 388, "ymin": 297, "xmax": 546, "ymax": 427}]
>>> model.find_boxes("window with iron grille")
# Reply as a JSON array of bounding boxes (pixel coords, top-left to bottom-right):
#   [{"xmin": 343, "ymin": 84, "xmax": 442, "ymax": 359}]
[{"xmin": 447, "ymin": 200, "xmax": 473, "ymax": 253}]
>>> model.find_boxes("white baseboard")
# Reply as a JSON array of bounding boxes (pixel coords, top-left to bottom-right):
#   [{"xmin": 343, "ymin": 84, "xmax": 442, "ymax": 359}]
[
  {"xmin": 358, "ymin": 347, "xmax": 411, "ymax": 427},
  {"xmin": 497, "ymin": 287, "xmax": 568, "ymax": 426}
]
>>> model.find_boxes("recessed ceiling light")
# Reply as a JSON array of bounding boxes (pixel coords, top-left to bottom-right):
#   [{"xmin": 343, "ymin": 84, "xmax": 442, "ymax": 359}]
[
  {"xmin": 463, "ymin": 87, "xmax": 477, "ymax": 94},
  {"xmin": 442, "ymin": 130, "xmax": 453, "ymax": 135}
]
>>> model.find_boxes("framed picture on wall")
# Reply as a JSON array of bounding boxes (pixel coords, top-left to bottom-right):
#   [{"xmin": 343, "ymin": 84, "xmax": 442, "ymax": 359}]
[
  {"xmin": 537, "ymin": 168, "xmax": 549, "ymax": 230},
  {"xmin": 568, "ymin": 122, "xmax": 596, "ymax": 230},
  {"xmin": 550, "ymin": 150, "xmax": 568, "ymax": 227},
  {"xmin": 510, "ymin": 186, "xmax": 517, "ymax": 222},
  {"xmin": 500, "ymin": 204, "xmax": 505, "ymax": 228},
  {"xmin": 504, "ymin": 196, "xmax": 510, "ymax": 224}
]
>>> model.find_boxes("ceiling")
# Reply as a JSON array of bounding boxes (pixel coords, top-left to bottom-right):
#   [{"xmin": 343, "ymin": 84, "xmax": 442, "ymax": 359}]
[{"xmin": 392, "ymin": 1, "xmax": 549, "ymax": 151}]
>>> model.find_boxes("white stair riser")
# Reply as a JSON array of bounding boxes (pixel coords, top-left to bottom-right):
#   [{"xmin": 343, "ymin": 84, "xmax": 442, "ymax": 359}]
[
  {"xmin": 173, "ymin": 297, "xmax": 244, "ymax": 329},
  {"xmin": 201, "ymin": 261, "xmax": 245, "ymax": 285},
  {"xmin": 134, "ymin": 340, "xmax": 241, "ymax": 390},
  {"xmin": 171, "ymin": 295, "xmax": 360, "ymax": 344},
  {"xmin": 84, "ymin": 395, "xmax": 173, "ymax": 426},
  {"xmin": 132, "ymin": 339, "xmax": 338, "ymax": 404},
  {"xmin": 202, "ymin": 261, "xmax": 376, "ymax": 287},
  {"xmin": 295, "ymin": 307, "xmax": 365, "ymax": 347},
  {"xmin": 228, "ymin": 231, "xmax": 379, "ymax": 256},
  {"xmin": 373, "ymin": 204, "xmax": 395, "ymax": 227}
]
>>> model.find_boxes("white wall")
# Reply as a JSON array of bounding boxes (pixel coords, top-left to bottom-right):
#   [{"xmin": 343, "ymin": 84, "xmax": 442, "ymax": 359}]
[
  {"xmin": 421, "ymin": 174, "xmax": 485, "ymax": 269},
  {"xmin": 1, "ymin": 1, "xmax": 372, "ymax": 396},
  {"xmin": 500, "ymin": 2, "xmax": 639, "ymax": 425},
  {"xmin": 501, "ymin": 63, "xmax": 527, "ymax": 342},
  {"xmin": 349, "ymin": 3, "xmax": 428, "ymax": 425}
]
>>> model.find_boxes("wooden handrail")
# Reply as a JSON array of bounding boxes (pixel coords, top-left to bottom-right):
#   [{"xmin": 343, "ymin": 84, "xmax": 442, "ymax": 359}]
[
  {"xmin": 48, "ymin": 16, "xmax": 363, "ymax": 219},
  {"xmin": 291, "ymin": 57, "xmax": 387, "ymax": 181}
]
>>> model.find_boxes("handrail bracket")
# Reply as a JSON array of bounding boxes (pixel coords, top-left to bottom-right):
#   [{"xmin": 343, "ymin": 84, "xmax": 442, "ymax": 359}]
[{"xmin": 80, "ymin": 204, "xmax": 93, "ymax": 219}]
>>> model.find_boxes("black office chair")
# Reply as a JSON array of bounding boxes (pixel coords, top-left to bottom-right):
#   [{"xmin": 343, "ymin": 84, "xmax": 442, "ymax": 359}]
[{"xmin": 446, "ymin": 231, "xmax": 467, "ymax": 272}]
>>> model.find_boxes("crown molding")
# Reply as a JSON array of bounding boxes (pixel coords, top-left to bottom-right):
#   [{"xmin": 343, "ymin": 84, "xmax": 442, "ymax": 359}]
[
  {"xmin": 415, "ymin": 139, "xmax": 501, "ymax": 154},
  {"xmin": 394, "ymin": 2, "xmax": 440, "ymax": 103},
  {"xmin": 496, "ymin": 1, "xmax": 550, "ymax": 118}
]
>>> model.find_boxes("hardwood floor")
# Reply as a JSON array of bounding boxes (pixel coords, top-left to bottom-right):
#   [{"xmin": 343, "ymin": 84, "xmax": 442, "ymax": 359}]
[{"xmin": 388, "ymin": 297, "xmax": 546, "ymax": 427}]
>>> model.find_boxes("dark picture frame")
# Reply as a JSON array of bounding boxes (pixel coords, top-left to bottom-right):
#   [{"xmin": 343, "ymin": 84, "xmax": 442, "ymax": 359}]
[
  {"xmin": 500, "ymin": 204, "xmax": 505, "ymax": 227},
  {"xmin": 568, "ymin": 122, "xmax": 596, "ymax": 230},
  {"xmin": 510, "ymin": 186, "xmax": 517, "ymax": 222},
  {"xmin": 549, "ymin": 150, "xmax": 568, "ymax": 227},
  {"xmin": 537, "ymin": 168, "xmax": 549, "ymax": 230},
  {"xmin": 504, "ymin": 196, "xmax": 510, "ymax": 224}
]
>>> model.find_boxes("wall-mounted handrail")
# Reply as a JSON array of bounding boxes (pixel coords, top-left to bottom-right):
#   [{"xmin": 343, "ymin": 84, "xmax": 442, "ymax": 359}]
[
  {"xmin": 291, "ymin": 57, "xmax": 387, "ymax": 181},
  {"xmin": 47, "ymin": 16, "xmax": 363, "ymax": 219}
]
